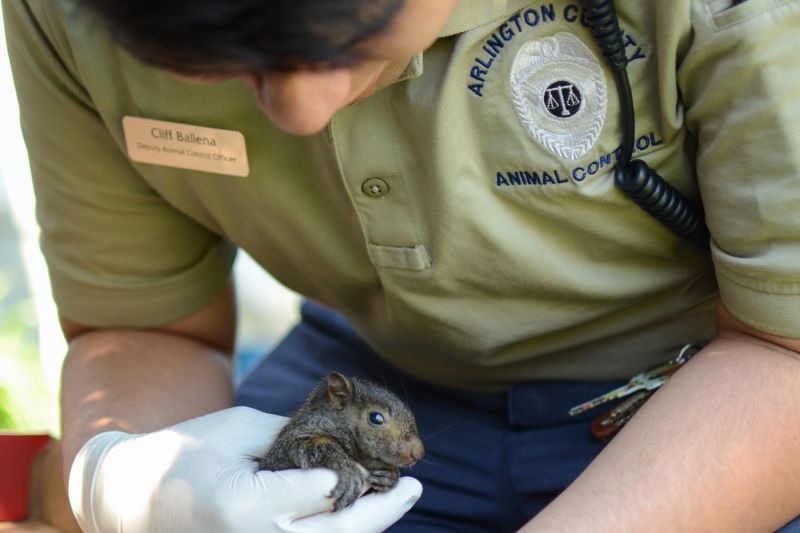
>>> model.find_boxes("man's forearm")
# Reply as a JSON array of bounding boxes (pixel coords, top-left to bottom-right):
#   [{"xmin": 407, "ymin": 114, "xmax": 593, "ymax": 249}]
[
  {"xmin": 60, "ymin": 329, "xmax": 234, "ymax": 479},
  {"xmin": 522, "ymin": 332, "xmax": 800, "ymax": 532}
]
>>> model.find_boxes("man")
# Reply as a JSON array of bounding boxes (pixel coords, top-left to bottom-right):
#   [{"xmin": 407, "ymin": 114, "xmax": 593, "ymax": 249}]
[{"xmin": 4, "ymin": 0, "xmax": 800, "ymax": 531}]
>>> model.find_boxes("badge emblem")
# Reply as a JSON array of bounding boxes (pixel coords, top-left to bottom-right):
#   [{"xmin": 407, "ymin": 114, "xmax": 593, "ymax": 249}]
[{"xmin": 510, "ymin": 32, "xmax": 607, "ymax": 161}]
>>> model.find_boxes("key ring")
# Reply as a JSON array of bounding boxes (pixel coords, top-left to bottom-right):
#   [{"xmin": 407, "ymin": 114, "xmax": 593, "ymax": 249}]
[{"xmin": 569, "ymin": 343, "xmax": 705, "ymax": 440}]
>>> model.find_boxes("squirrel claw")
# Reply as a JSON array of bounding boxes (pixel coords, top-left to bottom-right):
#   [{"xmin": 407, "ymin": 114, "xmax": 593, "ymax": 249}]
[
  {"xmin": 367, "ymin": 468, "xmax": 400, "ymax": 492},
  {"xmin": 329, "ymin": 485, "xmax": 359, "ymax": 511},
  {"xmin": 329, "ymin": 468, "xmax": 367, "ymax": 511}
]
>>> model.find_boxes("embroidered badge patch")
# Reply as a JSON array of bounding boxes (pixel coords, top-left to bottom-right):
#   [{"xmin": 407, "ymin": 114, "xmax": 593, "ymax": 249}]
[{"xmin": 510, "ymin": 32, "xmax": 607, "ymax": 161}]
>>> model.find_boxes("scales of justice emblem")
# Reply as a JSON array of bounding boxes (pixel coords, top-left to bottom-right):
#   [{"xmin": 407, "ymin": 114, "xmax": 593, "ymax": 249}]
[
  {"xmin": 510, "ymin": 32, "xmax": 608, "ymax": 161},
  {"xmin": 544, "ymin": 81, "xmax": 582, "ymax": 117}
]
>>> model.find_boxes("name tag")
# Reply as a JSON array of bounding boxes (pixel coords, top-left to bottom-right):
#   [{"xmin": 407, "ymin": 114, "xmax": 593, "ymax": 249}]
[{"xmin": 122, "ymin": 116, "xmax": 249, "ymax": 177}]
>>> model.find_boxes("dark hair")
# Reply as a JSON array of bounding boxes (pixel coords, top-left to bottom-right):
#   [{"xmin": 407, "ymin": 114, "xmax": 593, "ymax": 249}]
[{"xmin": 74, "ymin": 0, "xmax": 404, "ymax": 74}]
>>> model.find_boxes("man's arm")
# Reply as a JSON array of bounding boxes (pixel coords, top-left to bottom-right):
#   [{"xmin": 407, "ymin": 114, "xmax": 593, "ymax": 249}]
[
  {"xmin": 59, "ymin": 281, "xmax": 237, "ymax": 480},
  {"xmin": 58, "ymin": 280, "xmax": 424, "ymax": 533},
  {"xmin": 522, "ymin": 299, "xmax": 800, "ymax": 532}
]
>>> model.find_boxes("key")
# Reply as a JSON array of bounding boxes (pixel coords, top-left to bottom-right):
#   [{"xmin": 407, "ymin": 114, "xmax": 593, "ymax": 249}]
[
  {"xmin": 568, "ymin": 343, "xmax": 703, "ymax": 417},
  {"xmin": 591, "ymin": 390, "xmax": 653, "ymax": 440},
  {"xmin": 568, "ymin": 372, "xmax": 666, "ymax": 416},
  {"xmin": 600, "ymin": 389, "xmax": 652, "ymax": 427}
]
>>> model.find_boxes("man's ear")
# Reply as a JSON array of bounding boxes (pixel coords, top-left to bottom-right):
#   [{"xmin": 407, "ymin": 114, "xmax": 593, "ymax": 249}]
[{"xmin": 326, "ymin": 372, "xmax": 353, "ymax": 410}]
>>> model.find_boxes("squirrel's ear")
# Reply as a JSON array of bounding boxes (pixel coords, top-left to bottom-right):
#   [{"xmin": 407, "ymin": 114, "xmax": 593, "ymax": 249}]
[{"xmin": 326, "ymin": 372, "xmax": 353, "ymax": 409}]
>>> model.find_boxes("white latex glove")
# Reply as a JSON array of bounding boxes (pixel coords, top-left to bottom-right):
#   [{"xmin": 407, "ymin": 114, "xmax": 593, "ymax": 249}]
[{"xmin": 68, "ymin": 406, "xmax": 422, "ymax": 533}]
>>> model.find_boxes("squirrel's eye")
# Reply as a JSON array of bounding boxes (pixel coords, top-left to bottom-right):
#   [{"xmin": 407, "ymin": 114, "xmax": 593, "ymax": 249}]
[{"xmin": 368, "ymin": 412, "xmax": 386, "ymax": 426}]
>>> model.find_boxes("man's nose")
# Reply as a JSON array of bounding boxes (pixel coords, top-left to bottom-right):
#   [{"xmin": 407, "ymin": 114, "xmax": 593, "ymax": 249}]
[{"xmin": 248, "ymin": 69, "xmax": 352, "ymax": 135}]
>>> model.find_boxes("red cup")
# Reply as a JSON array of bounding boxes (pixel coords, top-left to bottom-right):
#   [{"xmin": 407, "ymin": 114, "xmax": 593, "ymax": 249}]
[{"xmin": 0, "ymin": 433, "xmax": 52, "ymax": 521}]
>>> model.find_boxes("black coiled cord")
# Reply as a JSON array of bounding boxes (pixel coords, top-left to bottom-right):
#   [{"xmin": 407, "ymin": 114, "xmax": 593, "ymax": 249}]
[{"xmin": 581, "ymin": 0, "xmax": 710, "ymax": 249}]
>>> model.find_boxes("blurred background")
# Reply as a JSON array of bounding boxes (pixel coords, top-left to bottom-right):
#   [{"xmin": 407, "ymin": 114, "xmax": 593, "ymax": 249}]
[{"xmin": 0, "ymin": 10, "xmax": 300, "ymax": 437}]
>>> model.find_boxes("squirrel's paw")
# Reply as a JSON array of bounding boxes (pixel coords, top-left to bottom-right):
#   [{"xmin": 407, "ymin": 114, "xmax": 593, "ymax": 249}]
[
  {"xmin": 329, "ymin": 466, "xmax": 368, "ymax": 511},
  {"xmin": 367, "ymin": 468, "xmax": 400, "ymax": 492}
]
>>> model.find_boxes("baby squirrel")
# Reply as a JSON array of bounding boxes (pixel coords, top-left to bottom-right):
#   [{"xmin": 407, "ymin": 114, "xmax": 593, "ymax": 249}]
[{"xmin": 258, "ymin": 372, "xmax": 425, "ymax": 511}]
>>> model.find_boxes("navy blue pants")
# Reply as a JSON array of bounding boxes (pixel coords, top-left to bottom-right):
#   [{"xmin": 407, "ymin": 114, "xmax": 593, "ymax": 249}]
[{"xmin": 235, "ymin": 301, "xmax": 800, "ymax": 532}]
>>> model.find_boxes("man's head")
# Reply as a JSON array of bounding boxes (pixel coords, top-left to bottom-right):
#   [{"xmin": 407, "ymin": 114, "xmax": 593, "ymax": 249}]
[{"xmin": 78, "ymin": 0, "xmax": 459, "ymax": 134}]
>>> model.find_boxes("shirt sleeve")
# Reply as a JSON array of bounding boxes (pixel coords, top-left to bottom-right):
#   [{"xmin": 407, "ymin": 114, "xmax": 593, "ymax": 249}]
[
  {"xmin": 3, "ymin": 0, "xmax": 236, "ymax": 328},
  {"xmin": 678, "ymin": 0, "xmax": 800, "ymax": 337}
]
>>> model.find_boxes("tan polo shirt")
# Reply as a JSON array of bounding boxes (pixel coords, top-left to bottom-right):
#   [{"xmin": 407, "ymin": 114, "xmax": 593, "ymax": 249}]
[{"xmin": 5, "ymin": 0, "xmax": 800, "ymax": 391}]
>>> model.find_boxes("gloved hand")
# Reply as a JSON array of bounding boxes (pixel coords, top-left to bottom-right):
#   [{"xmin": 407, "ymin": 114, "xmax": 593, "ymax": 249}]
[{"xmin": 68, "ymin": 406, "xmax": 422, "ymax": 533}]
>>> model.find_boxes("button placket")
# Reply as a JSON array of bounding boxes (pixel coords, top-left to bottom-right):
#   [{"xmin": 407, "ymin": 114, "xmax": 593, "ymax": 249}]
[{"xmin": 329, "ymin": 94, "xmax": 431, "ymax": 270}]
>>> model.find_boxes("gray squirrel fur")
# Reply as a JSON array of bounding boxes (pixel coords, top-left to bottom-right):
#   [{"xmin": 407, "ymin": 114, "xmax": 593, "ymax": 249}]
[{"xmin": 258, "ymin": 372, "xmax": 425, "ymax": 511}]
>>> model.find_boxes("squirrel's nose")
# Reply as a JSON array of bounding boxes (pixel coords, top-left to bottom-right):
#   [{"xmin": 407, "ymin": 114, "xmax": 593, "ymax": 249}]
[
  {"xmin": 401, "ymin": 438, "xmax": 425, "ymax": 466},
  {"xmin": 411, "ymin": 439, "xmax": 425, "ymax": 461}
]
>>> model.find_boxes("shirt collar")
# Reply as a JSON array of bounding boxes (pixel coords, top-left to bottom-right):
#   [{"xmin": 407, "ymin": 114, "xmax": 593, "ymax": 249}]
[
  {"xmin": 396, "ymin": 0, "xmax": 531, "ymax": 83},
  {"xmin": 439, "ymin": 0, "xmax": 534, "ymax": 37}
]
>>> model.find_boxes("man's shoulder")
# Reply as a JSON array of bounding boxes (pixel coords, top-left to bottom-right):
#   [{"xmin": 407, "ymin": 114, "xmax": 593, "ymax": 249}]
[{"xmin": 3, "ymin": 0, "xmax": 102, "ymax": 78}]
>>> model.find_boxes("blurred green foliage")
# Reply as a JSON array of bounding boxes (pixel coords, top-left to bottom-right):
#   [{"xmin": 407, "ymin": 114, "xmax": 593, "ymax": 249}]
[
  {"xmin": 0, "ymin": 387, "xmax": 14, "ymax": 427},
  {"xmin": 0, "ymin": 268, "xmax": 58, "ymax": 434}
]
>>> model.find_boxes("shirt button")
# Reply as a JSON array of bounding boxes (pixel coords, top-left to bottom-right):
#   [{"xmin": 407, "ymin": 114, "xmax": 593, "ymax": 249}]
[{"xmin": 361, "ymin": 178, "xmax": 390, "ymax": 198}]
